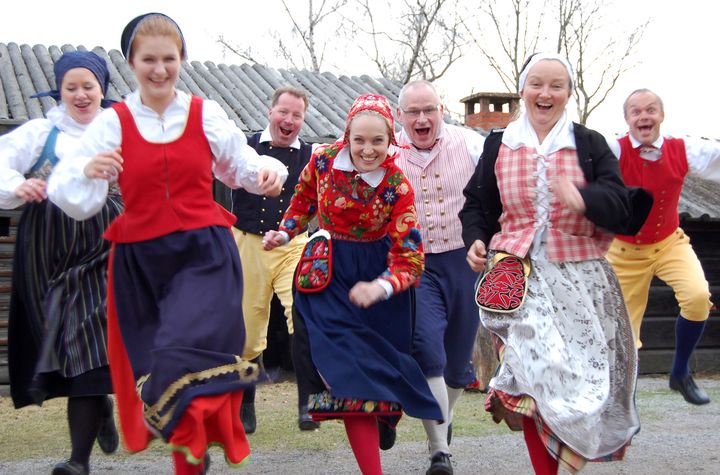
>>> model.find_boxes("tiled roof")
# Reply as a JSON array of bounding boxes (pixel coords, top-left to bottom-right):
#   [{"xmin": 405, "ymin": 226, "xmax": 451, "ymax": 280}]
[
  {"xmin": 0, "ymin": 42, "xmax": 405, "ymax": 143},
  {"xmin": 1, "ymin": 42, "xmax": 718, "ymax": 220}
]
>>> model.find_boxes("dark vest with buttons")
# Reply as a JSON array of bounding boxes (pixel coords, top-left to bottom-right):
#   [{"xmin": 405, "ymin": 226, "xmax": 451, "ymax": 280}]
[{"xmin": 231, "ymin": 132, "xmax": 312, "ymax": 234}]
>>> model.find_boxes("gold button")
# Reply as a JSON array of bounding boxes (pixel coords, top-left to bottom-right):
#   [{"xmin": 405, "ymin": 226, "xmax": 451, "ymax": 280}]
[
  {"xmin": 425, "ymin": 212, "xmax": 431, "ymax": 217},
  {"xmin": 260, "ymin": 220, "xmax": 264, "ymax": 223},
  {"xmin": 424, "ymin": 199, "xmax": 429, "ymax": 204},
  {"xmin": 440, "ymin": 211, "xmax": 445, "ymax": 216},
  {"xmin": 441, "ymin": 224, "xmax": 446, "ymax": 229},
  {"xmin": 437, "ymin": 186, "xmax": 442, "ymax": 191},
  {"xmin": 438, "ymin": 197, "xmax": 444, "ymax": 203},
  {"xmin": 263, "ymin": 197, "xmax": 267, "ymax": 200},
  {"xmin": 421, "ymin": 173, "xmax": 427, "ymax": 179},
  {"xmin": 428, "ymin": 225, "xmax": 434, "ymax": 230},
  {"xmin": 280, "ymin": 199, "xmax": 284, "ymax": 203},
  {"xmin": 261, "ymin": 208, "xmax": 266, "ymax": 212},
  {"xmin": 422, "ymin": 187, "xmax": 428, "ymax": 192},
  {"xmin": 435, "ymin": 173, "xmax": 440, "ymax": 178},
  {"xmin": 443, "ymin": 238, "xmax": 448, "ymax": 242},
  {"xmin": 429, "ymin": 238, "xmax": 435, "ymax": 243}
]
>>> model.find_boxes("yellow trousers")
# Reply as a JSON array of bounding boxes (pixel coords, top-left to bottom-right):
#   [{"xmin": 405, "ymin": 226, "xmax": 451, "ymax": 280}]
[
  {"xmin": 233, "ymin": 228, "xmax": 309, "ymax": 361},
  {"xmin": 607, "ymin": 228, "xmax": 712, "ymax": 349}
]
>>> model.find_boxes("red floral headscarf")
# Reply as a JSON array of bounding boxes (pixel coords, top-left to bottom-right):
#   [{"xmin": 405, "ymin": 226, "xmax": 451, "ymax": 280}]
[{"xmin": 340, "ymin": 93, "xmax": 401, "ymax": 168}]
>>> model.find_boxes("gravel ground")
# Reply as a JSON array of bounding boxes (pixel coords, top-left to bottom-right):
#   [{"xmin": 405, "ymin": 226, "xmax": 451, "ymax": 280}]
[{"xmin": 1, "ymin": 377, "xmax": 718, "ymax": 474}]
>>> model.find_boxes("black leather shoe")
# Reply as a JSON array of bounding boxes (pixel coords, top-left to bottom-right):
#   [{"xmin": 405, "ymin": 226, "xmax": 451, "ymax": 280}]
[
  {"xmin": 378, "ymin": 421, "xmax": 396, "ymax": 450},
  {"xmin": 200, "ymin": 453, "xmax": 211, "ymax": 475},
  {"xmin": 298, "ymin": 405, "xmax": 320, "ymax": 431},
  {"xmin": 669, "ymin": 374, "xmax": 710, "ymax": 405},
  {"xmin": 240, "ymin": 402, "xmax": 257, "ymax": 434},
  {"xmin": 426, "ymin": 452, "xmax": 453, "ymax": 475},
  {"xmin": 52, "ymin": 460, "xmax": 88, "ymax": 475},
  {"xmin": 97, "ymin": 397, "xmax": 119, "ymax": 454}
]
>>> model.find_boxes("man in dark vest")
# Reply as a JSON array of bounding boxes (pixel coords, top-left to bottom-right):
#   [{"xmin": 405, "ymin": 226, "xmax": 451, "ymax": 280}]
[
  {"xmin": 231, "ymin": 87, "xmax": 318, "ymax": 431},
  {"xmin": 606, "ymin": 88, "xmax": 720, "ymax": 405}
]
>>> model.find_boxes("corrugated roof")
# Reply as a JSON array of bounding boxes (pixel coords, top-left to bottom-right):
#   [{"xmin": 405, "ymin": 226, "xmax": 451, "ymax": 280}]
[
  {"xmin": 1, "ymin": 42, "xmax": 718, "ymax": 220},
  {"xmin": 0, "ymin": 42, "xmax": 406, "ymax": 143}
]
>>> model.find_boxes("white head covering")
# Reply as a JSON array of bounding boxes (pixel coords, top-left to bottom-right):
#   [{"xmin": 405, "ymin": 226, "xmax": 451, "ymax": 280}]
[{"xmin": 518, "ymin": 53, "xmax": 575, "ymax": 92}]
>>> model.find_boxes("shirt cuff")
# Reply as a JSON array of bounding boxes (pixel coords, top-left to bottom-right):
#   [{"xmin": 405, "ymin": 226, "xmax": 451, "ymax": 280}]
[{"xmin": 375, "ymin": 279, "xmax": 394, "ymax": 300}]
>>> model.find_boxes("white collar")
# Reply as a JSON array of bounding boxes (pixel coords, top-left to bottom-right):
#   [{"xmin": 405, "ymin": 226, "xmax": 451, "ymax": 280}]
[
  {"xmin": 259, "ymin": 126, "xmax": 302, "ymax": 149},
  {"xmin": 333, "ymin": 147, "xmax": 385, "ymax": 187},
  {"xmin": 502, "ymin": 111, "xmax": 575, "ymax": 156},
  {"xmin": 47, "ymin": 104, "xmax": 94, "ymax": 138},
  {"xmin": 126, "ymin": 89, "xmax": 190, "ymax": 116},
  {"xmin": 628, "ymin": 133, "xmax": 664, "ymax": 150}
]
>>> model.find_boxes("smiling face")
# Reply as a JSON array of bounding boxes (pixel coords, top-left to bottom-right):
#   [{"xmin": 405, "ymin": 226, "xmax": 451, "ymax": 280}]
[
  {"xmin": 348, "ymin": 112, "xmax": 391, "ymax": 173},
  {"xmin": 520, "ymin": 59, "xmax": 572, "ymax": 141},
  {"xmin": 129, "ymin": 34, "xmax": 181, "ymax": 113},
  {"xmin": 60, "ymin": 67, "xmax": 103, "ymax": 125},
  {"xmin": 397, "ymin": 83, "xmax": 444, "ymax": 150},
  {"xmin": 624, "ymin": 91, "xmax": 665, "ymax": 146},
  {"xmin": 268, "ymin": 92, "xmax": 306, "ymax": 147}
]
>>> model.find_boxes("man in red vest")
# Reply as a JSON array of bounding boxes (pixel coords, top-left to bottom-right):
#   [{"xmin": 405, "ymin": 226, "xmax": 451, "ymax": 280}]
[{"xmin": 606, "ymin": 88, "xmax": 720, "ymax": 405}]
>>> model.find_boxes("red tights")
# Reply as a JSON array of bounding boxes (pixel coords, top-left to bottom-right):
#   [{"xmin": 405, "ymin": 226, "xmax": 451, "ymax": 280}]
[
  {"xmin": 343, "ymin": 416, "xmax": 382, "ymax": 475},
  {"xmin": 522, "ymin": 416, "xmax": 559, "ymax": 475}
]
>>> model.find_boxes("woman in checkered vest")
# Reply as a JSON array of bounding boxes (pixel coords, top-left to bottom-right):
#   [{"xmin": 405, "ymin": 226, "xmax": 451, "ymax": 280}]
[{"xmin": 460, "ymin": 53, "xmax": 648, "ymax": 474}]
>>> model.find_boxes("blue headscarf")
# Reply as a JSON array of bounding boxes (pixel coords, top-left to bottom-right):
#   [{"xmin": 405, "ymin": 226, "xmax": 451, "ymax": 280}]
[
  {"xmin": 120, "ymin": 12, "xmax": 187, "ymax": 60},
  {"xmin": 31, "ymin": 51, "xmax": 113, "ymax": 108}
]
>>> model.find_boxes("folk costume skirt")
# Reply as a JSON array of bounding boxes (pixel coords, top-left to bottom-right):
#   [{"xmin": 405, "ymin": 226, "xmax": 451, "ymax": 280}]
[
  {"xmin": 107, "ymin": 226, "xmax": 259, "ymax": 465},
  {"xmin": 9, "ymin": 196, "xmax": 122, "ymax": 408},
  {"xmin": 293, "ymin": 238, "xmax": 442, "ymax": 424},
  {"xmin": 482, "ymin": 249, "xmax": 640, "ymax": 473}
]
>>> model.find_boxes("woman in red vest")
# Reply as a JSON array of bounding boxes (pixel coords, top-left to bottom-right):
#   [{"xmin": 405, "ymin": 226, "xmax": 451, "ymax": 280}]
[
  {"xmin": 460, "ymin": 53, "xmax": 645, "ymax": 474},
  {"xmin": 48, "ymin": 13, "xmax": 287, "ymax": 475}
]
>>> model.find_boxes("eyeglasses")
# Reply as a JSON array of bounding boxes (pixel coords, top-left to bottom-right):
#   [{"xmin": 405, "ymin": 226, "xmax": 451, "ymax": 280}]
[{"xmin": 401, "ymin": 105, "xmax": 440, "ymax": 118}]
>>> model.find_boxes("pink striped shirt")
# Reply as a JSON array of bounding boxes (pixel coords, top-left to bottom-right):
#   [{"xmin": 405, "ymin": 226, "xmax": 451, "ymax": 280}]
[
  {"xmin": 396, "ymin": 125, "xmax": 483, "ymax": 254},
  {"xmin": 490, "ymin": 145, "xmax": 614, "ymax": 262}
]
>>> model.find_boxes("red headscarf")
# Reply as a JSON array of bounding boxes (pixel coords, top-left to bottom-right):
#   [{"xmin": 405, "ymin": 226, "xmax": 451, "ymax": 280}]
[{"xmin": 340, "ymin": 93, "xmax": 401, "ymax": 168}]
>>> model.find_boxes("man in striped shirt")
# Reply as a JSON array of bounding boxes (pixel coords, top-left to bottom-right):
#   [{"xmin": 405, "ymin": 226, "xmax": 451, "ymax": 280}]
[{"xmin": 394, "ymin": 80, "xmax": 485, "ymax": 475}]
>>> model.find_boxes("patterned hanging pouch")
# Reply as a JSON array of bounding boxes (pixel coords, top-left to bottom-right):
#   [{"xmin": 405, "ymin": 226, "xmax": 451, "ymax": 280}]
[
  {"xmin": 475, "ymin": 252, "xmax": 531, "ymax": 313},
  {"xmin": 295, "ymin": 229, "xmax": 332, "ymax": 293}
]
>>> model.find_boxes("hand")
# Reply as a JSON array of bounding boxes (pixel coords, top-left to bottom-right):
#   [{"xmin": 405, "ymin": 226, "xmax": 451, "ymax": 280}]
[
  {"xmin": 257, "ymin": 168, "xmax": 282, "ymax": 197},
  {"xmin": 552, "ymin": 173, "xmax": 586, "ymax": 214},
  {"xmin": 466, "ymin": 240, "xmax": 487, "ymax": 272},
  {"xmin": 84, "ymin": 147, "xmax": 124, "ymax": 181},
  {"xmin": 349, "ymin": 281, "xmax": 386, "ymax": 308},
  {"xmin": 262, "ymin": 230, "xmax": 286, "ymax": 250},
  {"xmin": 15, "ymin": 177, "xmax": 47, "ymax": 203}
]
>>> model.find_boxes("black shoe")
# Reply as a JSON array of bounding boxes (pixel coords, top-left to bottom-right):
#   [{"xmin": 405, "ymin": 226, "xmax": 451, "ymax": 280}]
[
  {"xmin": 97, "ymin": 397, "xmax": 119, "ymax": 454},
  {"xmin": 378, "ymin": 421, "xmax": 396, "ymax": 450},
  {"xmin": 240, "ymin": 402, "xmax": 257, "ymax": 434},
  {"xmin": 52, "ymin": 460, "xmax": 88, "ymax": 475},
  {"xmin": 669, "ymin": 374, "xmax": 710, "ymax": 405},
  {"xmin": 426, "ymin": 452, "xmax": 453, "ymax": 475},
  {"xmin": 200, "ymin": 453, "xmax": 211, "ymax": 475},
  {"xmin": 298, "ymin": 405, "xmax": 320, "ymax": 431},
  {"xmin": 446, "ymin": 423, "xmax": 452, "ymax": 446}
]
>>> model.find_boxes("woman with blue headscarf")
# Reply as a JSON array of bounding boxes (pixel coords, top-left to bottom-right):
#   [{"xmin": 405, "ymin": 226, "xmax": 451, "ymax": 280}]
[{"xmin": 0, "ymin": 51, "xmax": 122, "ymax": 475}]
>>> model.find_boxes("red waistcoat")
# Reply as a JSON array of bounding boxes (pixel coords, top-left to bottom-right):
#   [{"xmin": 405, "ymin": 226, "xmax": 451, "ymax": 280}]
[
  {"xmin": 615, "ymin": 135, "xmax": 688, "ymax": 244},
  {"xmin": 103, "ymin": 96, "xmax": 235, "ymax": 243}
]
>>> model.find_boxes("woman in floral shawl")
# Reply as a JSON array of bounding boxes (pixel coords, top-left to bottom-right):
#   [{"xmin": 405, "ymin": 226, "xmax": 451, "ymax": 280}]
[{"xmin": 263, "ymin": 94, "xmax": 442, "ymax": 475}]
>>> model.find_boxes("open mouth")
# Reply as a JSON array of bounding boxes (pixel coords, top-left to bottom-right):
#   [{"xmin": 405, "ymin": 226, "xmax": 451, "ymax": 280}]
[
  {"xmin": 536, "ymin": 103, "xmax": 552, "ymax": 111},
  {"xmin": 415, "ymin": 127, "xmax": 431, "ymax": 137},
  {"xmin": 637, "ymin": 125, "xmax": 653, "ymax": 133},
  {"xmin": 279, "ymin": 126, "xmax": 294, "ymax": 137}
]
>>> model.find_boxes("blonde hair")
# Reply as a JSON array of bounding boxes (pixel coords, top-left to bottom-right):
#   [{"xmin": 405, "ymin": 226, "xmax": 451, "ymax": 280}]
[
  {"xmin": 131, "ymin": 15, "xmax": 184, "ymax": 59},
  {"xmin": 348, "ymin": 109, "xmax": 392, "ymax": 141}
]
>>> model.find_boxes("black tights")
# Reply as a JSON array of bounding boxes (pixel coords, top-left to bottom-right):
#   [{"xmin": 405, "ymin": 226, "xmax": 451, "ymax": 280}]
[{"xmin": 67, "ymin": 395, "xmax": 109, "ymax": 469}]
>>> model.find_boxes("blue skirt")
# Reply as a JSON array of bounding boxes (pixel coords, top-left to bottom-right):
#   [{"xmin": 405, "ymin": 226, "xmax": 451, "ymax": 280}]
[
  {"xmin": 294, "ymin": 238, "xmax": 442, "ymax": 422},
  {"xmin": 111, "ymin": 226, "xmax": 259, "ymax": 438}
]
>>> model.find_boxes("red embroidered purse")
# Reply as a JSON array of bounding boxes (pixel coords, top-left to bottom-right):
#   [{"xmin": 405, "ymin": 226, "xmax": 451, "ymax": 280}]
[
  {"xmin": 295, "ymin": 229, "xmax": 332, "ymax": 293},
  {"xmin": 475, "ymin": 252, "xmax": 531, "ymax": 313}
]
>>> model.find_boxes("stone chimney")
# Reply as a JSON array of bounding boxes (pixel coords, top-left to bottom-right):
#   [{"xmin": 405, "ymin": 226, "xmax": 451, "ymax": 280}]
[{"xmin": 460, "ymin": 92, "xmax": 520, "ymax": 131}]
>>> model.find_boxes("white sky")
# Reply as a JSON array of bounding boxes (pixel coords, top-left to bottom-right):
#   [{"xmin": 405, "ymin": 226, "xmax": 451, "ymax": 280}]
[{"xmin": 1, "ymin": 0, "xmax": 718, "ymax": 138}]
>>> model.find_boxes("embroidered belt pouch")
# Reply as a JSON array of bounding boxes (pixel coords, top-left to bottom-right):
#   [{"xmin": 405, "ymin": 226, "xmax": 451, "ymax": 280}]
[
  {"xmin": 475, "ymin": 252, "xmax": 531, "ymax": 313},
  {"xmin": 296, "ymin": 229, "xmax": 332, "ymax": 293}
]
